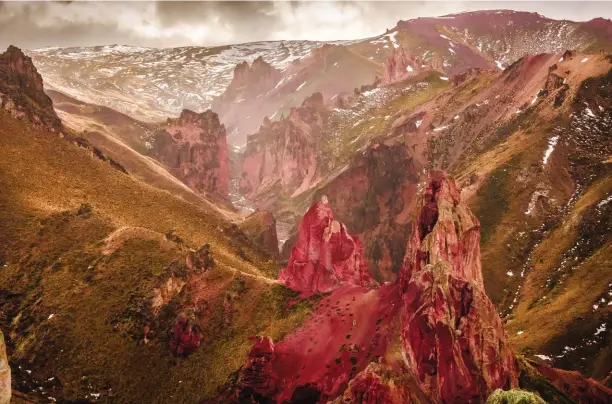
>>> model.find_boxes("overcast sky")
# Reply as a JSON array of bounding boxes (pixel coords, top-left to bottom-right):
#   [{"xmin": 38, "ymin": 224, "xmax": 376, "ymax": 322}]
[{"xmin": 1, "ymin": 1, "xmax": 611, "ymax": 50}]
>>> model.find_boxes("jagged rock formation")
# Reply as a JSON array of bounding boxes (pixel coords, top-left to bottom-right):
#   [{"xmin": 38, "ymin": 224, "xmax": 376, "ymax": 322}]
[
  {"xmin": 213, "ymin": 57, "xmax": 282, "ymax": 115},
  {"xmin": 279, "ymin": 196, "xmax": 375, "ymax": 293},
  {"xmin": 236, "ymin": 336, "xmax": 278, "ymax": 402},
  {"xmin": 240, "ymin": 92, "xmax": 329, "ymax": 203},
  {"xmin": 227, "ymin": 171, "xmax": 611, "ymax": 404},
  {"xmin": 0, "ymin": 45, "xmax": 63, "ymax": 133},
  {"xmin": 0, "ymin": 330, "xmax": 10, "ymax": 404},
  {"xmin": 238, "ymin": 211, "xmax": 279, "ymax": 258},
  {"xmin": 328, "ymin": 363, "xmax": 413, "ymax": 404},
  {"xmin": 313, "ymin": 137, "xmax": 424, "ymax": 282},
  {"xmin": 169, "ymin": 311, "xmax": 202, "ymax": 356},
  {"xmin": 400, "ymin": 171, "xmax": 518, "ymax": 402},
  {"xmin": 151, "ymin": 109, "xmax": 230, "ymax": 199},
  {"xmin": 383, "ymin": 46, "xmax": 428, "ymax": 84}
]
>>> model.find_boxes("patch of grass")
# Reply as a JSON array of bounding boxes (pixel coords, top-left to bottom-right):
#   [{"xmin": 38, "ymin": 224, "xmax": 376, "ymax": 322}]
[{"xmin": 472, "ymin": 157, "xmax": 519, "ymax": 244}]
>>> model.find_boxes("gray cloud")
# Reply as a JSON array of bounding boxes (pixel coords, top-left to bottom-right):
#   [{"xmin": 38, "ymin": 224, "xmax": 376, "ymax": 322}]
[{"xmin": 1, "ymin": 1, "xmax": 611, "ymax": 50}]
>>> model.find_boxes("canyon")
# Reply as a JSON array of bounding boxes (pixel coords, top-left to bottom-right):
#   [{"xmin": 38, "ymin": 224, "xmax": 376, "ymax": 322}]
[{"xmin": 0, "ymin": 8, "xmax": 610, "ymax": 404}]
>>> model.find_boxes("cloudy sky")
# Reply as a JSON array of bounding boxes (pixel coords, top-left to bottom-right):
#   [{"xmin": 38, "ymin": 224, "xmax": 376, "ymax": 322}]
[{"xmin": 1, "ymin": 1, "xmax": 611, "ymax": 50}]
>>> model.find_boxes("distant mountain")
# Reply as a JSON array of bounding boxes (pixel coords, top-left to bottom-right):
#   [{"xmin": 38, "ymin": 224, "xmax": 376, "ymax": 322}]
[{"xmin": 27, "ymin": 11, "xmax": 612, "ymax": 146}]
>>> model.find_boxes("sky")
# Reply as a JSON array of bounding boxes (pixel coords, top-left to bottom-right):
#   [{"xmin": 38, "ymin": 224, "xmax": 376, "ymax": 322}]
[{"xmin": 1, "ymin": 1, "xmax": 611, "ymax": 50}]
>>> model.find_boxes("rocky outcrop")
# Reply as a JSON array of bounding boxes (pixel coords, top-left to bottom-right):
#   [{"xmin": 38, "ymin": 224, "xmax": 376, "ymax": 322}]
[
  {"xmin": 400, "ymin": 171, "xmax": 518, "ymax": 402},
  {"xmin": 278, "ymin": 196, "xmax": 375, "ymax": 293},
  {"xmin": 186, "ymin": 243, "xmax": 215, "ymax": 272},
  {"xmin": 238, "ymin": 211, "xmax": 279, "ymax": 257},
  {"xmin": 0, "ymin": 45, "xmax": 63, "ymax": 133},
  {"xmin": 169, "ymin": 311, "xmax": 202, "ymax": 356},
  {"xmin": 151, "ymin": 109, "xmax": 230, "ymax": 199},
  {"xmin": 229, "ymin": 171, "xmax": 610, "ymax": 404},
  {"xmin": 532, "ymin": 363, "xmax": 612, "ymax": 404},
  {"xmin": 236, "ymin": 336, "xmax": 278, "ymax": 402},
  {"xmin": 328, "ymin": 363, "xmax": 413, "ymax": 404},
  {"xmin": 383, "ymin": 46, "xmax": 423, "ymax": 84},
  {"xmin": 240, "ymin": 92, "xmax": 329, "ymax": 203},
  {"xmin": 0, "ymin": 330, "xmax": 10, "ymax": 404},
  {"xmin": 213, "ymin": 57, "xmax": 282, "ymax": 116},
  {"xmin": 313, "ymin": 137, "xmax": 423, "ymax": 282}
]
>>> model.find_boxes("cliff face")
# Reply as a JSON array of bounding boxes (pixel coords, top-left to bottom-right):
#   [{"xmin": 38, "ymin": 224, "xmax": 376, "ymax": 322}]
[
  {"xmin": 223, "ymin": 171, "xmax": 610, "ymax": 403},
  {"xmin": 314, "ymin": 137, "xmax": 424, "ymax": 282},
  {"xmin": 240, "ymin": 92, "xmax": 329, "ymax": 203},
  {"xmin": 0, "ymin": 45, "xmax": 63, "ymax": 133},
  {"xmin": 151, "ymin": 109, "xmax": 230, "ymax": 199},
  {"xmin": 399, "ymin": 171, "xmax": 518, "ymax": 402},
  {"xmin": 278, "ymin": 196, "xmax": 375, "ymax": 293}
]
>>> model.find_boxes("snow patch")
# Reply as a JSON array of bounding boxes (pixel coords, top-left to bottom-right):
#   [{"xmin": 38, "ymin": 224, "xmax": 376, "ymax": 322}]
[
  {"xmin": 433, "ymin": 125, "xmax": 449, "ymax": 132},
  {"xmin": 439, "ymin": 76, "xmax": 449, "ymax": 81},
  {"xmin": 535, "ymin": 354, "xmax": 552, "ymax": 361},
  {"xmin": 415, "ymin": 119, "xmax": 423, "ymax": 128},
  {"xmin": 296, "ymin": 81, "xmax": 307, "ymax": 91},
  {"xmin": 495, "ymin": 60, "xmax": 504, "ymax": 70},
  {"xmin": 581, "ymin": 57, "xmax": 589, "ymax": 63},
  {"xmin": 542, "ymin": 135, "xmax": 559, "ymax": 166},
  {"xmin": 407, "ymin": 65, "xmax": 413, "ymax": 72}
]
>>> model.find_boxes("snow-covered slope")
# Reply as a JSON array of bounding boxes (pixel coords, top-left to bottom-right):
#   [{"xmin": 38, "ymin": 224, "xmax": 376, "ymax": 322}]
[{"xmin": 28, "ymin": 41, "xmax": 329, "ymax": 122}]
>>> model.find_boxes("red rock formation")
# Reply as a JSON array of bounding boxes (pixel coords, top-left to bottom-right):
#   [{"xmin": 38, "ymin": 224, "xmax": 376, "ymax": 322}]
[
  {"xmin": 169, "ymin": 312, "xmax": 202, "ymax": 356},
  {"xmin": 0, "ymin": 45, "xmax": 63, "ymax": 133},
  {"xmin": 236, "ymin": 336, "xmax": 279, "ymax": 401},
  {"xmin": 278, "ymin": 196, "xmax": 375, "ymax": 293},
  {"xmin": 400, "ymin": 171, "xmax": 518, "ymax": 402},
  {"xmin": 400, "ymin": 171, "xmax": 483, "ymax": 286},
  {"xmin": 383, "ymin": 46, "xmax": 423, "ymax": 84},
  {"xmin": 230, "ymin": 171, "xmax": 609, "ymax": 404},
  {"xmin": 240, "ymin": 92, "xmax": 329, "ymax": 203},
  {"xmin": 151, "ymin": 109, "xmax": 230, "ymax": 199},
  {"xmin": 533, "ymin": 363, "xmax": 612, "ymax": 404},
  {"xmin": 330, "ymin": 363, "xmax": 413, "ymax": 404}
]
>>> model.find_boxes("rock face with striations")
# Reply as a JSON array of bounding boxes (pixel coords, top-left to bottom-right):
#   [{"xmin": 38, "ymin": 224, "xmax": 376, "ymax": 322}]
[
  {"xmin": 0, "ymin": 330, "xmax": 10, "ymax": 404},
  {"xmin": 151, "ymin": 109, "xmax": 230, "ymax": 199},
  {"xmin": 400, "ymin": 171, "xmax": 518, "ymax": 402},
  {"xmin": 225, "ymin": 171, "xmax": 610, "ymax": 404},
  {"xmin": 240, "ymin": 92, "xmax": 329, "ymax": 204},
  {"xmin": 0, "ymin": 45, "xmax": 63, "ymax": 133},
  {"xmin": 278, "ymin": 196, "xmax": 375, "ymax": 293}
]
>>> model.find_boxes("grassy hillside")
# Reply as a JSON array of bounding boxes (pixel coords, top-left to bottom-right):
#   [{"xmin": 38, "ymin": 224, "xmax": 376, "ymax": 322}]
[{"xmin": 0, "ymin": 111, "xmax": 315, "ymax": 402}]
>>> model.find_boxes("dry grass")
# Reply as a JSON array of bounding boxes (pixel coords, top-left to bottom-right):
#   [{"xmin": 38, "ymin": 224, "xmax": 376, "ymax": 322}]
[{"xmin": 0, "ymin": 111, "xmax": 314, "ymax": 401}]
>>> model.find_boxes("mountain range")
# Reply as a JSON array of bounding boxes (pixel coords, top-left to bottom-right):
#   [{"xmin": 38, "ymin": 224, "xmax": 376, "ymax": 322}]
[{"xmin": 0, "ymin": 9, "xmax": 610, "ymax": 404}]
